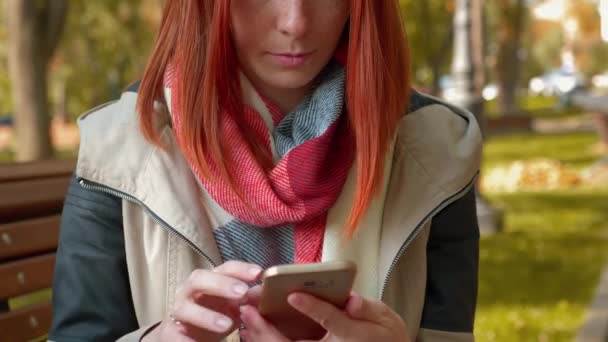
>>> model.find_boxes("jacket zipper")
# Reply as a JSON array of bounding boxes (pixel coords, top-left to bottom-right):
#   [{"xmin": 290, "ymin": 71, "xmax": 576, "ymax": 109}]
[
  {"xmin": 380, "ymin": 173, "xmax": 479, "ymax": 300},
  {"xmin": 78, "ymin": 174, "xmax": 477, "ymax": 298},
  {"xmin": 77, "ymin": 178, "xmax": 218, "ymax": 268}
]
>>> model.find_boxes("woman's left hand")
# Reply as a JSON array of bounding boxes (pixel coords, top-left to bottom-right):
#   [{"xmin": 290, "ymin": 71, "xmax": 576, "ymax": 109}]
[{"xmin": 239, "ymin": 291, "xmax": 411, "ymax": 342}]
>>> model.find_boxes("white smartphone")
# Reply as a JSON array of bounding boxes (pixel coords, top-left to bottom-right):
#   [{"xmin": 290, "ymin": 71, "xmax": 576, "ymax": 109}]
[{"xmin": 257, "ymin": 260, "xmax": 357, "ymax": 340}]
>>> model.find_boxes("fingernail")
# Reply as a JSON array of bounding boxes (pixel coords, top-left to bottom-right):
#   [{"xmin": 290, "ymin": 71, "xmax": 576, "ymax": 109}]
[
  {"xmin": 249, "ymin": 266, "xmax": 262, "ymax": 276},
  {"xmin": 233, "ymin": 284, "xmax": 248, "ymax": 295},
  {"xmin": 288, "ymin": 294, "xmax": 302, "ymax": 306},
  {"xmin": 240, "ymin": 305, "xmax": 249, "ymax": 314},
  {"xmin": 215, "ymin": 317, "xmax": 232, "ymax": 329}
]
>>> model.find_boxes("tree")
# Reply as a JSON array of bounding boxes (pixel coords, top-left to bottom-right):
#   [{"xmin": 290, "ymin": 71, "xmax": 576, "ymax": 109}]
[
  {"xmin": 6, "ymin": 0, "xmax": 68, "ymax": 161},
  {"xmin": 493, "ymin": 0, "xmax": 527, "ymax": 115},
  {"xmin": 567, "ymin": 1, "xmax": 604, "ymax": 77},
  {"xmin": 400, "ymin": 0, "xmax": 455, "ymax": 95}
]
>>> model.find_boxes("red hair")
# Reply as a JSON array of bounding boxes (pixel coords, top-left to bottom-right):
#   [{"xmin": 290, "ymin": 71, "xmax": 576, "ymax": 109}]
[{"xmin": 138, "ymin": 0, "xmax": 410, "ymax": 237}]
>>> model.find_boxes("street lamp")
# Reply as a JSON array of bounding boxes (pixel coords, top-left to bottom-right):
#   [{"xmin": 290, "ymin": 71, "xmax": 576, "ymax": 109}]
[{"xmin": 451, "ymin": 0, "xmax": 503, "ymax": 235}]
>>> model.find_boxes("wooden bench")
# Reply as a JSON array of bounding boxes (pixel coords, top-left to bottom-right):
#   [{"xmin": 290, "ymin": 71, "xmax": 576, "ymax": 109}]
[{"xmin": 0, "ymin": 160, "xmax": 75, "ymax": 341}]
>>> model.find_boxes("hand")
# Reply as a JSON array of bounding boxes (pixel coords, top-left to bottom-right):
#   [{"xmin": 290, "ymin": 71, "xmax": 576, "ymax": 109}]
[
  {"xmin": 239, "ymin": 292, "xmax": 411, "ymax": 342},
  {"xmin": 143, "ymin": 261, "xmax": 263, "ymax": 342}
]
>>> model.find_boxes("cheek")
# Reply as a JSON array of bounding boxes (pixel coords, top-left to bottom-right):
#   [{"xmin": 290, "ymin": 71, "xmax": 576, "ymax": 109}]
[
  {"xmin": 314, "ymin": 5, "xmax": 350, "ymax": 45},
  {"xmin": 231, "ymin": 28, "xmax": 268, "ymax": 73},
  {"xmin": 230, "ymin": 3, "xmax": 266, "ymax": 58}
]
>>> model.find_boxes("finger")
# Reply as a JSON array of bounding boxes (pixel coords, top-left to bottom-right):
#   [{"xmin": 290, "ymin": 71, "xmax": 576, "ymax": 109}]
[
  {"xmin": 246, "ymin": 285, "xmax": 262, "ymax": 307},
  {"xmin": 172, "ymin": 300, "xmax": 235, "ymax": 334},
  {"xmin": 345, "ymin": 292, "xmax": 397, "ymax": 324},
  {"xmin": 214, "ymin": 260, "xmax": 263, "ymax": 282},
  {"xmin": 176, "ymin": 269, "xmax": 251, "ymax": 303},
  {"xmin": 287, "ymin": 292, "xmax": 349, "ymax": 337},
  {"xmin": 239, "ymin": 305, "xmax": 288, "ymax": 342}
]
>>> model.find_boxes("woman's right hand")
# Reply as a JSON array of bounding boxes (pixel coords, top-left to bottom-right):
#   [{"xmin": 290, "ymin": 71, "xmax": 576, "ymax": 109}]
[{"xmin": 143, "ymin": 260, "xmax": 263, "ymax": 342}]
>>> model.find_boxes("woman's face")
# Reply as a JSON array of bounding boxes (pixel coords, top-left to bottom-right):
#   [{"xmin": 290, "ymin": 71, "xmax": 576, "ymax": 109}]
[{"xmin": 231, "ymin": 0, "xmax": 350, "ymax": 94}]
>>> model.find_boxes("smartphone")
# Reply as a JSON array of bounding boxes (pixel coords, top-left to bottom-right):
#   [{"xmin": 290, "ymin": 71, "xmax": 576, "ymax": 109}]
[{"xmin": 257, "ymin": 260, "xmax": 357, "ymax": 341}]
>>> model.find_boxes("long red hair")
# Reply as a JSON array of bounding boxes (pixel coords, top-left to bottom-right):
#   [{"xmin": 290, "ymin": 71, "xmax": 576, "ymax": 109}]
[{"xmin": 138, "ymin": 0, "xmax": 410, "ymax": 237}]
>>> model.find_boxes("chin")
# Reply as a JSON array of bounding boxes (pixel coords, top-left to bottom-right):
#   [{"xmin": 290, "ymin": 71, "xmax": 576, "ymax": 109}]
[
  {"xmin": 264, "ymin": 69, "xmax": 320, "ymax": 90},
  {"xmin": 270, "ymin": 77, "xmax": 314, "ymax": 90}
]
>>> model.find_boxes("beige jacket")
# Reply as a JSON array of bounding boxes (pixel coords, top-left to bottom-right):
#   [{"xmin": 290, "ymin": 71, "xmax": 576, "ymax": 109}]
[{"xmin": 67, "ymin": 88, "xmax": 481, "ymax": 342}]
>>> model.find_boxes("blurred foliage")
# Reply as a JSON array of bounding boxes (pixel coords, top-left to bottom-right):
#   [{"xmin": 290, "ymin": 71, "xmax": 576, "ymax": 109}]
[
  {"xmin": 526, "ymin": 20, "xmax": 565, "ymax": 77},
  {"xmin": 399, "ymin": 0, "xmax": 454, "ymax": 92},
  {"xmin": 478, "ymin": 131, "xmax": 607, "ymax": 341},
  {"xmin": 486, "ymin": 2, "xmax": 555, "ymax": 87},
  {"xmin": 0, "ymin": 0, "xmax": 160, "ymax": 119},
  {"xmin": 50, "ymin": 0, "xmax": 160, "ymax": 120},
  {"xmin": 567, "ymin": 1, "xmax": 606, "ymax": 78}
]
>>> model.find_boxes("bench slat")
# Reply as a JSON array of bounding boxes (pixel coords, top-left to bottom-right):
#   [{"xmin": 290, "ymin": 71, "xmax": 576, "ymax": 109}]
[
  {"xmin": 0, "ymin": 160, "xmax": 75, "ymax": 184},
  {"xmin": 0, "ymin": 160, "xmax": 76, "ymax": 339},
  {"xmin": 0, "ymin": 216, "xmax": 60, "ymax": 261},
  {"xmin": 0, "ymin": 253, "xmax": 55, "ymax": 300},
  {"xmin": 0, "ymin": 301, "xmax": 52, "ymax": 341},
  {"xmin": 0, "ymin": 177, "xmax": 70, "ymax": 222}
]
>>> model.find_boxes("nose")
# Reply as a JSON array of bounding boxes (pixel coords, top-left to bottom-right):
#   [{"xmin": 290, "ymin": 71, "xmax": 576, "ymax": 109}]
[{"xmin": 277, "ymin": 0, "xmax": 309, "ymax": 38}]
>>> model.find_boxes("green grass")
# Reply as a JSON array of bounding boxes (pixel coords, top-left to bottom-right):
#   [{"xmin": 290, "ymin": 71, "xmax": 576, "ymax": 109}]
[
  {"xmin": 476, "ymin": 132, "xmax": 608, "ymax": 341},
  {"xmin": 0, "ymin": 148, "xmax": 13, "ymax": 163},
  {"xmin": 8, "ymin": 289, "xmax": 52, "ymax": 310},
  {"xmin": 483, "ymin": 132, "xmax": 599, "ymax": 172}
]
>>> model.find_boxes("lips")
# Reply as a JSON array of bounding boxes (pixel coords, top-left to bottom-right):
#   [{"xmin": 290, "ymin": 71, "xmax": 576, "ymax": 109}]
[
  {"xmin": 273, "ymin": 52, "xmax": 313, "ymax": 58},
  {"xmin": 268, "ymin": 51, "xmax": 315, "ymax": 67}
]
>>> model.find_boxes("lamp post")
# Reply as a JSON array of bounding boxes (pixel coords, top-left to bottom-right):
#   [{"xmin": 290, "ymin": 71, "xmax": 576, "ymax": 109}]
[{"xmin": 451, "ymin": 0, "xmax": 503, "ymax": 234}]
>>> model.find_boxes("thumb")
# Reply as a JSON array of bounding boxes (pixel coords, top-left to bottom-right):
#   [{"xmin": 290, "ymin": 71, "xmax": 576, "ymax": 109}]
[
  {"xmin": 345, "ymin": 292, "xmax": 393, "ymax": 324},
  {"xmin": 246, "ymin": 285, "xmax": 262, "ymax": 307}
]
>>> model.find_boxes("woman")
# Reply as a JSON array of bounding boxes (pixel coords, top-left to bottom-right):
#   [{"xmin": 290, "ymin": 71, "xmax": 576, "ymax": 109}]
[{"xmin": 49, "ymin": 1, "xmax": 482, "ymax": 341}]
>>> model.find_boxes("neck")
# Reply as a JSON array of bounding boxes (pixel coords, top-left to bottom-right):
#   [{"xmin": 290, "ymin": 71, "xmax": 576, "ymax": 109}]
[
  {"xmin": 244, "ymin": 73, "xmax": 313, "ymax": 115},
  {"xmin": 260, "ymin": 85, "xmax": 310, "ymax": 114}
]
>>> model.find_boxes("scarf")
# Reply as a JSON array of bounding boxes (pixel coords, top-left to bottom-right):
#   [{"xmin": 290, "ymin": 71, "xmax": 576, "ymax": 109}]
[{"xmin": 164, "ymin": 60, "xmax": 355, "ymax": 264}]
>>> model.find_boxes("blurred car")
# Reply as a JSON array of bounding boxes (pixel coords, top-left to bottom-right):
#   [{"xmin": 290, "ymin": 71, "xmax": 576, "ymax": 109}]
[{"xmin": 529, "ymin": 69, "xmax": 585, "ymax": 96}]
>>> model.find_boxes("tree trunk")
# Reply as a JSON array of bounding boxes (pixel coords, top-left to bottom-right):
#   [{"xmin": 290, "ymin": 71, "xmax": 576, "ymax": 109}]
[
  {"xmin": 6, "ymin": 0, "xmax": 68, "ymax": 161},
  {"xmin": 496, "ymin": 0, "xmax": 526, "ymax": 115}
]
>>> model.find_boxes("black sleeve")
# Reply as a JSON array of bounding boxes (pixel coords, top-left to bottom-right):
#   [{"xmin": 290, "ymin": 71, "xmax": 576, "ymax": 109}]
[
  {"xmin": 421, "ymin": 188, "xmax": 479, "ymax": 333},
  {"xmin": 49, "ymin": 176, "xmax": 139, "ymax": 342}
]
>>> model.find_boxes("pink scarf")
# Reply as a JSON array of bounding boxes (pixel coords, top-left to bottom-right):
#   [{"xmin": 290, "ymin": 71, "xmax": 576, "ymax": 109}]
[{"xmin": 165, "ymin": 60, "xmax": 354, "ymax": 263}]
